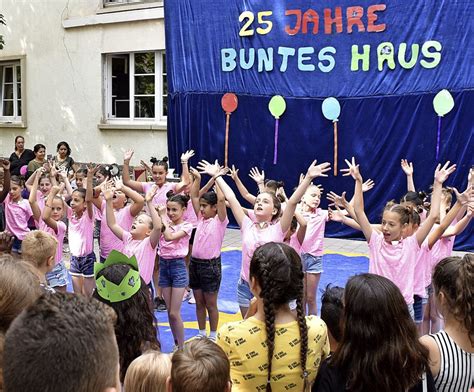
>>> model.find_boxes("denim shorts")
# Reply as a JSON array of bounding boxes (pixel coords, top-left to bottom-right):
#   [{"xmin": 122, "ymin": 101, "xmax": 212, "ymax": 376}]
[
  {"xmin": 408, "ymin": 303, "xmax": 415, "ymax": 321},
  {"xmin": 46, "ymin": 261, "xmax": 69, "ymax": 288},
  {"xmin": 237, "ymin": 277, "xmax": 253, "ymax": 308},
  {"xmin": 70, "ymin": 251, "xmax": 96, "ymax": 277},
  {"xmin": 302, "ymin": 253, "xmax": 323, "ymax": 274},
  {"xmin": 413, "ymin": 295, "xmax": 424, "ymax": 323},
  {"xmin": 12, "ymin": 237, "xmax": 22, "ymax": 253},
  {"xmin": 159, "ymin": 257, "xmax": 188, "ymax": 288},
  {"xmin": 189, "ymin": 256, "xmax": 222, "ymax": 293}
]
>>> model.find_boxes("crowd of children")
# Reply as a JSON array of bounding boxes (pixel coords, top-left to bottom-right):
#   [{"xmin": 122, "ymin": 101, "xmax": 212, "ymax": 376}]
[{"xmin": 0, "ymin": 136, "xmax": 472, "ymax": 391}]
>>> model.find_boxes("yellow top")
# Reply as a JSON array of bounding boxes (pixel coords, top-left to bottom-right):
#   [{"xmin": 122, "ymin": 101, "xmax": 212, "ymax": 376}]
[{"xmin": 217, "ymin": 315, "xmax": 329, "ymax": 391}]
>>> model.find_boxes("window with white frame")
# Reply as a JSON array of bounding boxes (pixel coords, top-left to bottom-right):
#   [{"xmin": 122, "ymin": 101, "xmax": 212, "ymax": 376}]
[
  {"xmin": 0, "ymin": 61, "xmax": 22, "ymax": 121},
  {"xmin": 104, "ymin": 51, "xmax": 167, "ymax": 122}
]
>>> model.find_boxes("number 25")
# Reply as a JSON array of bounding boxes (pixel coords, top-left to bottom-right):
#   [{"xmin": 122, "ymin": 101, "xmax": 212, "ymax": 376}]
[{"xmin": 239, "ymin": 11, "xmax": 273, "ymax": 36}]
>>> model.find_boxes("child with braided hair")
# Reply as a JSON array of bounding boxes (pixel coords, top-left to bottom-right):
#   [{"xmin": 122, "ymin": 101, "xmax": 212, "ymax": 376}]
[
  {"xmin": 421, "ymin": 254, "xmax": 474, "ymax": 392},
  {"xmin": 217, "ymin": 242, "xmax": 329, "ymax": 392}
]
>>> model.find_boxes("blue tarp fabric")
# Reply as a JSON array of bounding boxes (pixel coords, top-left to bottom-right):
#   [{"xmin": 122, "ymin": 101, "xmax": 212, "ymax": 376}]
[{"xmin": 164, "ymin": 0, "xmax": 473, "ymax": 250}]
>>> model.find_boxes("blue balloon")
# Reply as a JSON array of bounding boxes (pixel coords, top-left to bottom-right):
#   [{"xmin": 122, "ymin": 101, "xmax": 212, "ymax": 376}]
[{"xmin": 322, "ymin": 97, "xmax": 341, "ymax": 121}]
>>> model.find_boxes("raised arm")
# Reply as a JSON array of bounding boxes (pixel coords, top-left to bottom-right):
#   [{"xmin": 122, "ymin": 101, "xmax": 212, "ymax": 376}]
[
  {"xmin": 122, "ymin": 149, "xmax": 145, "ymax": 193},
  {"xmin": 329, "ymin": 205, "xmax": 363, "ymax": 231},
  {"xmin": 401, "ymin": 159, "xmax": 416, "ymax": 192},
  {"xmin": 86, "ymin": 163, "xmax": 97, "ymax": 219},
  {"xmin": 228, "ymin": 165, "xmax": 257, "ymax": 205},
  {"xmin": 249, "ymin": 167, "xmax": 266, "ymax": 194},
  {"xmin": 416, "ymin": 162, "xmax": 456, "ymax": 246},
  {"xmin": 28, "ymin": 168, "xmax": 44, "ymax": 222},
  {"xmin": 113, "ymin": 177, "xmax": 144, "ymax": 217},
  {"xmin": 198, "ymin": 176, "xmax": 216, "ymax": 197},
  {"xmin": 25, "ymin": 169, "xmax": 38, "ymax": 192},
  {"xmin": 294, "ymin": 210, "xmax": 307, "ymax": 245},
  {"xmin": 215, "ymin": 181, "xmax": 228, "ymax": 222},
  {"xmin": 175, "ymin": 150, "xmax": 194, "ymax": 194},
  {"xmin": 42, "ymin": 185, "xmax": 64, "ymax": 233},
  {"xmin": 0, "ymin": 159, "xmax": 10, "ymax": 203},
  {"xmin": 198, "ymin": 160, "xmax": 246, "ymax": 227},
  {"xmin": 58, "ymin": 168, "xmax": 73, "ymax": 199},
  {"xmin": 104, "ymin": 182, "xmax": 124, "ymax": 240},
  {"xmin": 281, "ymin": 160, "xmax": 331, "ymax": 234},
  {"xmin": 342, "ymin": 157, "xmax": 373, "ymax": 242},
  {"xmin": 189, "ymin": 167, "xmax": 202, "ymax": 217},
  {"xmin": 145, "ymin": 185, "xmax": 162, "ymax": 249}
]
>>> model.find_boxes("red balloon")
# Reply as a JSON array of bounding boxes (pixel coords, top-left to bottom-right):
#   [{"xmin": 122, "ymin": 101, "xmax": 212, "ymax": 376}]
[{"xmin": 221, "ymin": 93, "xmax": 238, "ymax": 113}]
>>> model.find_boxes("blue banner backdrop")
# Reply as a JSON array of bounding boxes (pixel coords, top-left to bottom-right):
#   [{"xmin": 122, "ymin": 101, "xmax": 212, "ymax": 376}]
[{"xmin": 165, "ymin": 0, "xmax": 474, "ymax": 250}]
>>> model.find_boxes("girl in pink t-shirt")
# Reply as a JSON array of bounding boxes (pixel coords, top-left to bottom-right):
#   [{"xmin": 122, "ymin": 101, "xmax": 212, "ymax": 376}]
[
  {"xmin": 188, "ymin": 167, "xmax": 228, "ymax": 341},
  {"xmin": 300, "ymin": 184, "xmax": 331, "ymax": 315},
  {"xmin": 156, "ymin": 193, "xmax": 193, "ymax": 349},
  {"xmin": 1, "ymin": 172, "xmax": 33, "ymax": 253},
  {"xmin": 347, "ymin": 157, "xmax": 454, "ymax": 316},
  {"xmin": 104, "ymin": 183, "xmax": 161, "ymax": 287},
  {"xmin": 122, "ymin": 148, "xmax": 194, "ymax": 303},
  {"xmin": 29, "ymin": 175, "xmax": 68, "ymax": 291},
  {"xmin": 90, "ymin": 178, "xmax": 145, "ymax": 261},
  {"xmin": 198, "ymin": 158, "xmax": 331, "ymax": 317},
  {"xmin": 66, "ymin": 164, "xmax": 97, "ymax": 297}
]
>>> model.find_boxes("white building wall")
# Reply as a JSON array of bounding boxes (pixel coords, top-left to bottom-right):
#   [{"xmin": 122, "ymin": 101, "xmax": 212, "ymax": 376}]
[{"xmin": 0, "ymin": 0, "xmax": 168, "ymax": 165}]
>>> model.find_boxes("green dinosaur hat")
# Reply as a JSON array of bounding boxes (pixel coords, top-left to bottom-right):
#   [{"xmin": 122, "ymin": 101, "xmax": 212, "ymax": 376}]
[{"xmin": 94, "ymin": 250, "xmax": 142, "ymax": 303}]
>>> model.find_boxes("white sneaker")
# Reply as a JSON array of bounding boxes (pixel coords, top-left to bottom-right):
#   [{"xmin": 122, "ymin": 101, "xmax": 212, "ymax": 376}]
[{"xmin": 188, "ymin": 291, "xmax": 196, "ymax": 304}]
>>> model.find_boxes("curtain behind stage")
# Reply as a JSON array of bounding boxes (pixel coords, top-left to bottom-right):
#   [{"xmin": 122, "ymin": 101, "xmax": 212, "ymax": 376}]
[{"xmin": 165, "ymin": 0, "xmax": 474, "ymax": 250}]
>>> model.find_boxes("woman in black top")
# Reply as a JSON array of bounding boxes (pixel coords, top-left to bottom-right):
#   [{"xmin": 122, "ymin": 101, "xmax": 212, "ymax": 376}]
[
  {"xmin": 313, "ymin": 274, "xmax": 436, "ymax": 392},
  {"xmin": 8, "ymin": 136, "xmax": 35, "ymax": 176},
  {"xmin": 53, "ymin": 141, "xmax": 75, "ymax": 176}
]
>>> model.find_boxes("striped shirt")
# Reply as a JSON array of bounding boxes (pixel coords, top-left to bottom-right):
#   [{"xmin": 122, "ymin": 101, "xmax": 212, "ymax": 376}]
[{"xmin": 430, "ymin": 331, "xmax": 474, "ymax": 392}]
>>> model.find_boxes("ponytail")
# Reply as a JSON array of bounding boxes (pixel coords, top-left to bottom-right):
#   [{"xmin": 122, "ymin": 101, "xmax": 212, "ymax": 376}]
[
  {"xmin": 150, "ymin": 156, "xmax": 169, "ymax": 171},
  {"xmin": 433, "ymin": 254, "xmax": 474, "ymax": 345}
]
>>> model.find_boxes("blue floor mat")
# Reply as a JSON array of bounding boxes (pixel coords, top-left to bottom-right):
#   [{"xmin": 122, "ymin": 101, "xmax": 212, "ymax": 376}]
[
  {"xmin": 67, "ymin": 249, "xmax": 368, "ymax": 353},
  {"xmin": 155, "ymin": 249, "xmax": 368, "ymax": 352}
]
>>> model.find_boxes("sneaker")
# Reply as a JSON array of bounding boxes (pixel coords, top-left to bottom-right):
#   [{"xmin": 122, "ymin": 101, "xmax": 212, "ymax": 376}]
[
  {"xmin": 182, "ymin": 289, "xmax": 191, "ymax": 302},
  {"xmin": 208, "ymin": 335, "xmax": 217, "ymax": 343},
  {"xmin": 193, "ymin": 333, "xmax": 207, "ymax": 340},
  {"xmin": 188, "ymin": 291, "xmax": 196, "ymax": 304},
  {"xmin": 154, "ymin": 297, "xmax": 167, "ymax": 312}
]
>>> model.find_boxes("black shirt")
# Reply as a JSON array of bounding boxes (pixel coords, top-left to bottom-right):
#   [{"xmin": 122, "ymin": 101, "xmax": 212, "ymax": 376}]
[
  {"xmin": 9, "ymin": 149, "xmax": 35, "ymax": 176},
  {"xmin": 312, "ymin": 360, "xmax": 436, "ymax": 392}
]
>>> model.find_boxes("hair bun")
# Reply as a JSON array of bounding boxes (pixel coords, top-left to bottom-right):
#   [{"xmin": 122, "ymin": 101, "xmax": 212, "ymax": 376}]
[
  {"xmin": 150, "ymin": 157, "xmax": 158, "ymax": 164},
  {"xmin": 277, "ymin": 181, "xmax": 285, "ymax": 188},
  {"xmin": 166, "ymin": 190, "xmax": 175, "ymax": 199},
  {"xmin": 161, "ymin": 156, "xmax": 169, "ymax": 163}
]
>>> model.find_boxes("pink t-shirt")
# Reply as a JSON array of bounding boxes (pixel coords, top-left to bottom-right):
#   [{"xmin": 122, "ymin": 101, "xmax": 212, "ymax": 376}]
[
  {"xmin": 368, "ymin": 231, "xmax": 420, "ymax": 305},
  {"xmin": 142, "ymin": 181, "xmax": 177, "ymax": 206},
  {"xmin": 429, "ymin": 235, "xmax": 455, "ymax": 279},
  {"xmin": 287, "ymin": 232, "xmax": 303, "ymax": 255},
  {"xmin": 67, "ymin": 207, "xmax": 95, "ymax": 257},
  {"xmin": 183, "ymin": 199, "xmax": 198, "ymax": 228},
  {"xmin": 3, "ymin": 194, "xmax": 33, "ymax": 240},
  {"xmin": 35, "ymin": 190, "xmax": 46, "ymax": 212},
  {"xmin": 192, "ymin": 215, "xmax": 229, "ymax": 259},
  {"xmin": 38, "ymin": 220, "xmax": 66, "ymax": 264},
  {"xmin": 300, "ymin": 209, "xmax": 329, "ymax": 256},
  {"xmin": 122, "ymin": 231, "xmax": 156, "ymax": 284},
  {"xmin": 240, "ymin": 215, "xmax": 286, "ymax": 282},
  {"xmin": 414, "ymin": 239, "xmax": 430, "ymax": 297},
  {"xmin": 159, "ymin": 221, "xmax": 193, "ymax": 259},
  {"xmin": 99, "ymin": 201, "xmax": 134, "ymax": 258}
]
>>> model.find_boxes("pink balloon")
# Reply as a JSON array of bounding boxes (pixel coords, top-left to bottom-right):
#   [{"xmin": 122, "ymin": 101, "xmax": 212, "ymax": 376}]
[
  {"xmin": 221, "ymin": 93, "xmax": 238, "ymax": 114},
  {"xmin": 20, "ymin": 165, "xmax": 27, "ymax": 176}
]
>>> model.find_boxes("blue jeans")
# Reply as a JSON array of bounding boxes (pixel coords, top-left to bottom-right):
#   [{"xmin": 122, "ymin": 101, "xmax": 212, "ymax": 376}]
[
  {"xmin": 46, "ymin": 262, "xmax": 69, "ymax": 288},
  {"xmin": 302, "ymin": 253, "xmax": 323, "ymax": 274},
  {"xmin": 158, "ymin": 257, "xmax": 188, "ymax": 288},
  {"xmin": 237, "ymin": 277, "xmax": 253, "ymax": 308}
]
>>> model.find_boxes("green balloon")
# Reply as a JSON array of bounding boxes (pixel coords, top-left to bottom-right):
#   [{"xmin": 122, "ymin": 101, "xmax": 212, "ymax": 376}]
[
  {"xmin": 433, "ymin": 89, "xmax": 454, "ymax": 117},
  {"xmin": 268, "ymin": 95, "xmax": 286, "ymax": 118}
]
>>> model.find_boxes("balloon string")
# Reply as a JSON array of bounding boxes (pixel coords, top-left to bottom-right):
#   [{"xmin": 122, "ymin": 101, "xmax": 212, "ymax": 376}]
[
  {"xmin": 273, "ymin": 119, "xmax": 279, "ymax": 165},
  {"xmin": 436, "ymin": 116, "xmax": 441, "ymax": 161},
  {"xmin": 225, "ymin": 113, "xmax": 230, "ymax": 167},
  {"xmin": 334, "ymin": 121, "xmax": 338, "ymax": 176}
]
